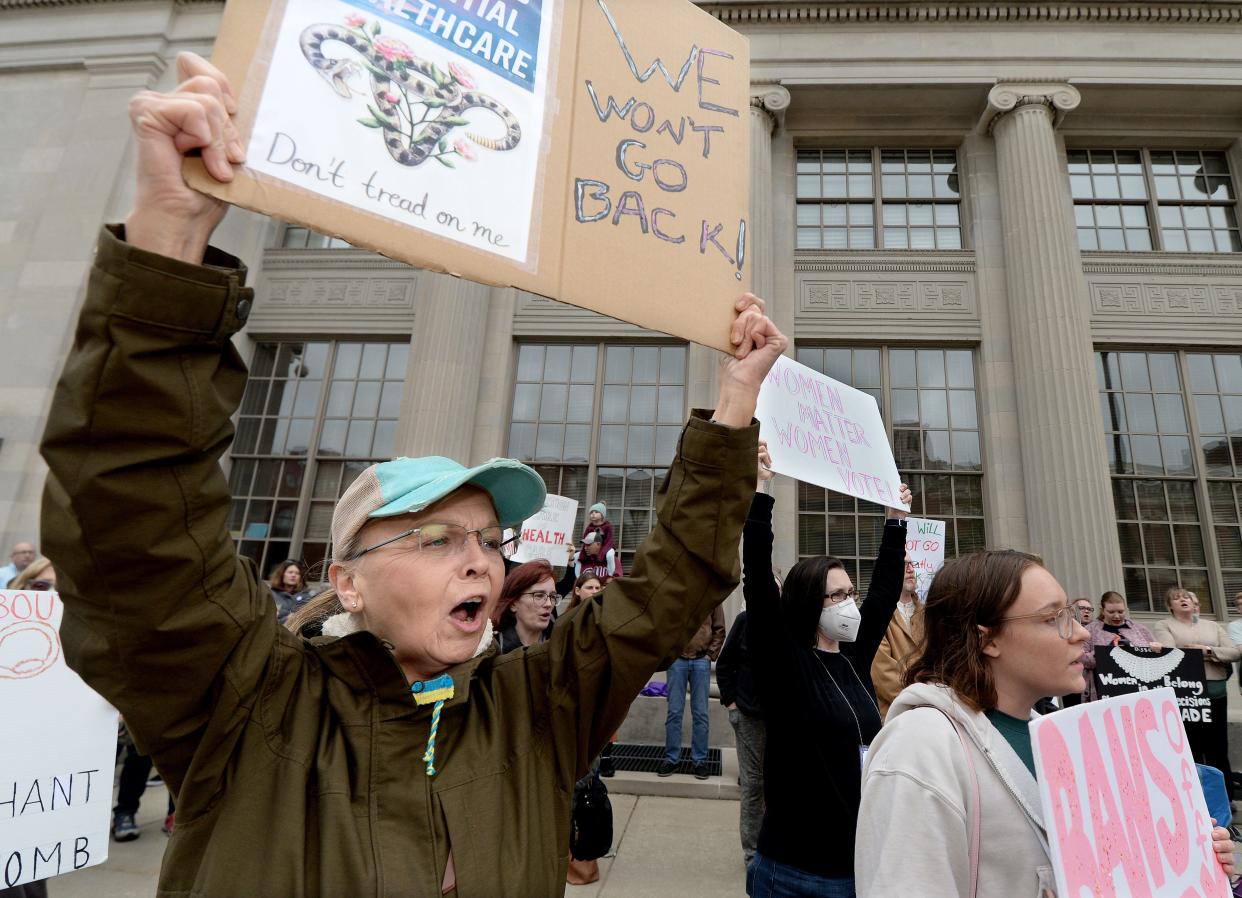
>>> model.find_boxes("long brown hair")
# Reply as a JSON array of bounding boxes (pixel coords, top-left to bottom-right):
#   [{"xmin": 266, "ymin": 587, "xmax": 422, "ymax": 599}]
[
  {"xmin": 905, "ymin": 549, "xmax": 1043, "ymax": 712},
  {"xmin": 567, "ymin": 571, "xmax": 606, "ymax": 611},
  {"xmin": 269, "ymin": 559, "xmax": 306, "ymax": 592},
  {"xmin": 493, "ymin": 560, "xmax": 555, "ymax": 628}
]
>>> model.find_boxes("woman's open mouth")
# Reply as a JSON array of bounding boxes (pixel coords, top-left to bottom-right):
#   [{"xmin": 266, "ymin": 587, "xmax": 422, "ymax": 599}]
[{"xmin": 449, "ymin": 598, "xmax": 484, "ymax": 632}]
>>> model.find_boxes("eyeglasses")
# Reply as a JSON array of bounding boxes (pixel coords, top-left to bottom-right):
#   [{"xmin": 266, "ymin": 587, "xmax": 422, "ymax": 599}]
[
  {"xmin": 354, "ymin": 523, "xmax": 517, "ymax": 559},
  {"xmin": 521, "ymin": 591, "xmax": 557, "ymax": 605},
  {"xmin": 823, "ymin": 588, "xmax": 859, "ymax": 605},
  {"xmin": 999, "ymin": 604, "xmax": 1076, "ymax": 640}
]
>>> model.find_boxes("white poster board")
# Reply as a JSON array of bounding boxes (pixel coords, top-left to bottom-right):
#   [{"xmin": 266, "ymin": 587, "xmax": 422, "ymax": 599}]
[
  {"xmin": 756, "ymin": 355, "xmax": 909, "ymax": 511},
  {"xmin": 904, "ymin": 516, "xmax": 945, "ymax": 602},
  {"xmin": 1030, "ymin": 688, "xmax": 1230, "ymax": 898},
  {"xmin": 511, "ymin": 494, "xmax": 579, "ymax": 565},
  {"xmin": 0, "ymin": 590, "xmax": 116, "ymax": 887}
]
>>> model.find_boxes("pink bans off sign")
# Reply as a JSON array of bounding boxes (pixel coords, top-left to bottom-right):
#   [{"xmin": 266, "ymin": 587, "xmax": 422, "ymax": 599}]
[
  {"xmin": 1030, "ymin": 689, "xmax": 1230, "ymax": 898},
  {"xmin": 755, "ymin": 355, "xmax": 908, "ymax": 511}
]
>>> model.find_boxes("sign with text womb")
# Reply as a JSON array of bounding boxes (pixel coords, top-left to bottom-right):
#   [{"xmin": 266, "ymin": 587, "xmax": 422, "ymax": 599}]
[
  {"xmin": 186, "ymin": 0, "xmax": 749, "ymax": 352},
  {"xmin": 756, "ymin": 356, "xmax": 909, "ymax": 511},
  {"xmin": 904, "ymin": 517, "xmax": 945, "ymax": 601},
  {"xmin": 1031, "ymin": 689, "xmax": 1230, "ymax": 898},
  {"xmin": 511, "ymin": 494, "xmax": 578, "ymax": 565},
  {"xmin": 0, "ymin": 590, "xmax": 116, "ymax": 888}
]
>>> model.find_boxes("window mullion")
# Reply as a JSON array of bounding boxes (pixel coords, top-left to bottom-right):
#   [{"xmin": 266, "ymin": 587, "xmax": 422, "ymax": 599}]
[
  {"xmin": 1140, "ymin": 148, "xmax": 1165, "ymax": 251},
  {"xmin": 289, "ymin": 342, "xmax": 338, "ymax": 561},
  {"xmin": 585, "ymin": 342, "xmax": 606, "ymax": 510},
  {"xmin": 1179, "ymin": 350, "xmax": 1227, "ymax": 613}
]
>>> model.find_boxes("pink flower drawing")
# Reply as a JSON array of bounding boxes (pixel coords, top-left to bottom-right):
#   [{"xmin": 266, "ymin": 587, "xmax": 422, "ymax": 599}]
[
  {"xmin": 448, "ymin": 61, "xmax": 476, "ymax": 89},
  {"xmin": 345, "ymin": 13, "xmax": 367, "ymax": 27},
  {"xmin": 381, "ymin": 91, "xmax": 401, "ymax": 105},
  {"xmin": 453, "ymin": 138, "xmax": 477, "ymax": 162},
  {"xmin": 374, "ymin": 36, "xmax": 414, "ymax": 63}
]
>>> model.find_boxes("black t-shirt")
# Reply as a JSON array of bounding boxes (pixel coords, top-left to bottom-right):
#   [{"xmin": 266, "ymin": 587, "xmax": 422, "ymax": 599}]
[
  {"xmin": 1101, "ymin": 623, "xmax": 1131, "ymax": 645},
  {"xmin": 743, "ymin": 493, "xmax": 904, "ymax": 878}
]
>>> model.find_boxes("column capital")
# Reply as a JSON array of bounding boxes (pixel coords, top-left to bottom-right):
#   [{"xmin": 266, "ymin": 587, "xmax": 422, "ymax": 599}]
[
  {"xmin": 980, "ymin": 81, "xmax": 1081, "ymax": 135},
  {"xmin": 750, "ymin": 82, "xmax": 791, "ymax": 133}
]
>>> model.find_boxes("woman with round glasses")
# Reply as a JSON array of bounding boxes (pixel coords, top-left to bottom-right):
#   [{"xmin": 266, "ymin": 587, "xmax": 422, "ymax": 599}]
[
  {"xmin": 37, "ymin": 52, "xmax": 788, "ymax": 896},
  {"xmin": 856, "ymin": 552, "xmax": 1236, "ymax": 896},
  {"xmin": 494, "ymin": 560, "xmax": 559, "ymax": 654},
  {"xmin": 742, "ymin": 440, "xmax": 910, "ymax": 897}
]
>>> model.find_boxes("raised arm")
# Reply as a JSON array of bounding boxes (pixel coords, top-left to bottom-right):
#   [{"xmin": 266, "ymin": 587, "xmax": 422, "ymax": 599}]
[
  {"xmin": 854, "ymin": 484, "xmax": 912, "ymax": 665},
  {"xmin": 39, "ymin": 56, "xmax": 278, "ymax": 793},
  {"xmin": 538, "ymin": 297, "xmax": 787, "ymax": 780}
]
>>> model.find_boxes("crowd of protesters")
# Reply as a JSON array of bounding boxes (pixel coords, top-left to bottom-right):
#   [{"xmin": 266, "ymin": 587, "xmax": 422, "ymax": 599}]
[{"xmin": 6, "ymin": 48, "xmax": 1242, "ymax": 898}]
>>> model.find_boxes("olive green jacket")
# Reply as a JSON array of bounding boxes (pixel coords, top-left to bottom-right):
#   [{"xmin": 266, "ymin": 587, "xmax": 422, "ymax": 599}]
[{"xmin": 40, "ymin": 227, "xmax": 758, "ymax": 897}]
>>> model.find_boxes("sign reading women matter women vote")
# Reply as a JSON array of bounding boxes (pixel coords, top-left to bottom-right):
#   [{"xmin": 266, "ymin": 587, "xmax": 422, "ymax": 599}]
[
  {"xmin": 1094, "ymin": 645, "xmax": 1212, "ymax": 724},
  {"xmin": 511, "ymin": 494, "xmax": 579, "ymax": 565},
  {"xmin": 756, "ymin": 356, "xmax": 910, "ymax": 511},
  {"xmin": 1031, "ymin": 689, "xmax": 1230, "ymax": 898},
  {"xmin": 185, "ymin": 0, "xmax": 750, "ymax": 352},
  {"xmin": 0, "ymin": 591, "xmax": 116, "ymax": 888},
  {"xmin": 904, "ymin": 517, "xmax": 945, "ymax": 601}
]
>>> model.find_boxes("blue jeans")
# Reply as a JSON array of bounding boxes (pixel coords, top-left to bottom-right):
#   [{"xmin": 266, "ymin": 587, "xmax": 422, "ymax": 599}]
[
  {"xmin": 664, "ymin": 656, "xmax": 710, "ymax": 764},
  {"xmin": 746, "ymin": 852, "xmax": 856, "ymax": 898}
]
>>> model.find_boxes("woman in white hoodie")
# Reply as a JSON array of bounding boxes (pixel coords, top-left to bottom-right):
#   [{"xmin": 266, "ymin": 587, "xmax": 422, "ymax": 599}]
[{"xmin": 855, "ymin": 549, "xmax": 1236, "ymax": 897}]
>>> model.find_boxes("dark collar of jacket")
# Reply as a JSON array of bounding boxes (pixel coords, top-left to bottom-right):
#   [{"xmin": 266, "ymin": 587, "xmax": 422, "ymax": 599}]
[{"xmin": 497, "ymin": 620, "xmax": 554, "ymax": 655}]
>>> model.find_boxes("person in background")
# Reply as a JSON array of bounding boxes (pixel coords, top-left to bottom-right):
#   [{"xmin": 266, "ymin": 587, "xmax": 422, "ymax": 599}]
[
  {"xmin": 856, "ymin": 552, "xmax": 1237, "ymax": 897},
  {"xmin": 1152, "ymin": 587, "xmax": 1240, "ymax": 795},
  {"xmin": 871, "ymin": 553, "xmax": 922, "ymax": 718},
  {"xmin": 744, "ymin": 435, "xmax": 910, "ymax": 897},
  {"xmin": 267, "ymin": 559, "xmax": 313, "ymax": 624},
  {"xmin": 1060, "ymin": 597, "xmax": 1097, "ymax": 707},
  {"xmin": 563, "ymin": 570, "xmax": 618, "ymax": 779},
  {"xmin": 1076, "ymin": 590, "xmax": 1161, "ymax": 703},
  {"xmin": 576, "ymin": 531, "xmax": 618, "ymax": 580},
  {"xmin": 494, "ymin": 560, "xmax": 559, "ymax": 654},
  {"xmin": 582, "ymin": 503, "xmax": 614, "ymax": 556},
  {"xmin": 717, "ymin": 608, "xmax": 765, "ymax": 867},
  {"xmin": 1226, "ymin": 591, "xmax": 1242, "ymax": 694},
  {"xmin": 8, "ymin": 557, "xmax": 55, "ymax": 592},
  {"xmin": 658, "ymin": 605, "xmax": 726, "ymax": 780},
  {"xmin": 0, "ymin": 541, "xmax": 37, "ymax": 587}
]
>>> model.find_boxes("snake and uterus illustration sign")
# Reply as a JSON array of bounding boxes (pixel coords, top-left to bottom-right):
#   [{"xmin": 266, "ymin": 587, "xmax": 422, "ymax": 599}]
[
  {"xmin": 246, "ymin": 0, "xmax": 550, "ymax": 262},
  {"xmin": 188, "ymin": 0, "xmax": 751, "ymax": 353}
]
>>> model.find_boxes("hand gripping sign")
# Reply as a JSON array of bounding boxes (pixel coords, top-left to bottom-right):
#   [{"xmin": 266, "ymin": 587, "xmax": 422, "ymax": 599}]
[
  {"xmin": 185, "ymin": 0, "xmax": 750, "ymax": 352},
  {"xmin": 755, "ymin": 355, "xmax": 909, "ymax": 511},
  {"xmin": 1030, "ymin": 688, "xmax": 1230, "ymax": 898},
  {"xmin": 0, "ymin": 590, "xmax": 117, "ymax": 888}
]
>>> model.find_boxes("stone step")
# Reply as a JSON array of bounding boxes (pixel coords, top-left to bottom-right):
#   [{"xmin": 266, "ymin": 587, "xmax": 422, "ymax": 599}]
[{"xmin": 602, "ymin": 747, "xmax": 740, "ymax": 801}]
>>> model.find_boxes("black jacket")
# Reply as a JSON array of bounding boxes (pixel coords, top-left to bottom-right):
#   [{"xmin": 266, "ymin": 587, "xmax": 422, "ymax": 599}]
[{"xmin": 716, "ymin": 611, "xmax": 761, "ymax": 716}]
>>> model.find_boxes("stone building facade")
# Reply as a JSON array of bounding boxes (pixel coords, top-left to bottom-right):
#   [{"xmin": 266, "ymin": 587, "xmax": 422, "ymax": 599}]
[{"xmin": 2, "ymin": 0, "xmax": 1241, "ymax": 621}]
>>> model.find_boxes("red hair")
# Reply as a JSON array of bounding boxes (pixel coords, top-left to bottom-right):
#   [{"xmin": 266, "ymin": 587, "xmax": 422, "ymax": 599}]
[{"xmin": 493, "ymin": 560, "xmax": 555, "ymax": 626}]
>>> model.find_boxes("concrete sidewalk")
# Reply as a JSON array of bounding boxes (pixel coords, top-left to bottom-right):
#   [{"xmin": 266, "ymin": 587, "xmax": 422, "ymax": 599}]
[{"xmin": 43, "ymin": 784, "xmax": 749, "ymax": 897}]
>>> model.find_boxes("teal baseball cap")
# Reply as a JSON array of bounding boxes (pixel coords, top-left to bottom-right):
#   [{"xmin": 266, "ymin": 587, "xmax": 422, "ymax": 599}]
[{"xmin": 331, "ymin": 456, "xmax": 546, "ymax": 560}]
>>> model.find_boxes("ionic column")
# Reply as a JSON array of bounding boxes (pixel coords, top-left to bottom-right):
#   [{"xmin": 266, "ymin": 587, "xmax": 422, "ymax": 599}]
[
  {"xmin": 396, "ymin": 272, "xmax": 490, "ymax": 460},
  {"xmin": 984, "ymin": 83, "xmax": 1123, "ymax": 595}
]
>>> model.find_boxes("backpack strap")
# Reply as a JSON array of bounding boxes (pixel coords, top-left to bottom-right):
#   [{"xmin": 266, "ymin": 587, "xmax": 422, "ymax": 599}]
[{"xmin": 925, "ymin": 706, "xmax": 980, "ymax": 898}]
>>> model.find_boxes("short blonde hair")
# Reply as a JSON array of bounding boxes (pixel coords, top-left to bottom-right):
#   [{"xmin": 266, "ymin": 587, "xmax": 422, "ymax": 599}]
[{"xmin": 8, "ymin": 556, "xmax": 53, "ymax": 589}]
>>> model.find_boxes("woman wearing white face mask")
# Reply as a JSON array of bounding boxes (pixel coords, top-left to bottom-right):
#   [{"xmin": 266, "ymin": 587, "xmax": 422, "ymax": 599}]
[{"xmin": 742, "ymin": 441, "xmax": 910, "ymax": 897}]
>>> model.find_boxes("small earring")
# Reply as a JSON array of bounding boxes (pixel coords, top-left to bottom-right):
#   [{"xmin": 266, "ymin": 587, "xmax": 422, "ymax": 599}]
[{"xmin": 351, "ymin": 601, "xmax": 358, "ymax": 610}]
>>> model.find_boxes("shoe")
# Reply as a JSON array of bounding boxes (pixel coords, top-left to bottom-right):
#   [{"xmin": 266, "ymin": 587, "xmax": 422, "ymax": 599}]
[
  {"xmin": 693, "ymin": 763, "xmax": 710, "ymax": 780},
  {"xmin": 146, "ymin": 774, "xmax": 164, "ymax": 787},
  {"xmin": 598, "ymin": 756, "xmax": 616, "ymax": 778},
  {"xmin": 656, "ymin": 760, "xmax": 677, "ymax": 777},
  {"xmin": 111, "ymin": 812, "xmax": 139, "ymax": 842},
  {"xmin": 163, "ymin": 813, "xmax": 175, "ymax": 835}
]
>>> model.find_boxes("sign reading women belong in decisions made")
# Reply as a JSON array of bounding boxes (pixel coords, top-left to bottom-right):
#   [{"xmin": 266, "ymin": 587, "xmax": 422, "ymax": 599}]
[
  {"xmin": 1031, "ymin": 689, "xmax": 1230, "ymax": 898},
  {"xmin": 0, "ymin": 591, "xmax": 116, "ymax": 888},
  {"xmin": 188, "ymin": 0, "xmax": 751, "ymax": 353},
  {"xmin": 756, "ymin": 355, "xmax": 909, "ymax": 511}
]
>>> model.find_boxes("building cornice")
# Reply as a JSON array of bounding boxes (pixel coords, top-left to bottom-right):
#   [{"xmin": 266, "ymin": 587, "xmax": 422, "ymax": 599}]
[{"xmin": 699, "ymin": 2, "xmax": 1242, "ymax": 25}]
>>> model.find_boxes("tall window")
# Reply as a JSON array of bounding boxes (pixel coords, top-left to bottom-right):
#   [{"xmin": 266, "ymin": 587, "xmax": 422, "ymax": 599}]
[
  {"xmin": 795, "ymin": 347, "xmax": 985, "ymax": 592},
  {"xmin": 228, "ymin": 340, "xmax": 409, "ymax": 577},
  {"xmin": 508, "ymin": 343, "xmax": 687, "ymax": 570},
  {"xmin": 281, "ymin": 226, "xmax": 354, "ymax": 249},
  {"xmin": 1096, "ymin": 350, "xmax": 1242, "ymax": 612},
  {"xmin": 1070, "ymin": 149, "xmax": 1240, "ymax": 252},
  {"xmin": 796, "ymin": 149, "xmax": 962, "ymax": 250}
]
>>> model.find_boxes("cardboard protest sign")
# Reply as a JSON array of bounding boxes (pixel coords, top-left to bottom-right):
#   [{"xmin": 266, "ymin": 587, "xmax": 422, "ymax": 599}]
[
  {"xmin": 756, "ymin": 355, "xmax": 909, "ymax": 511},
  {"xmin": 1094, "ymin": 645, "xmax": 1212, "ymax": 725},
  {"xmin": 0, "ymin": 591, "xmax": 117, "ymax": 887},
  {"xmin": 511, "ymin": 494, "xmax": 579, "ymax": 565},
  {"xmin": 1030, "ymin": 689, "xmax": 1230, "ymax": 898},
  {"xmin": 903, "ymin": 516, "xmax": 945, "ymax": 601},
  {"xmin": 186, "ymin": 0, "xmax": 750, "ymax": 352}
]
